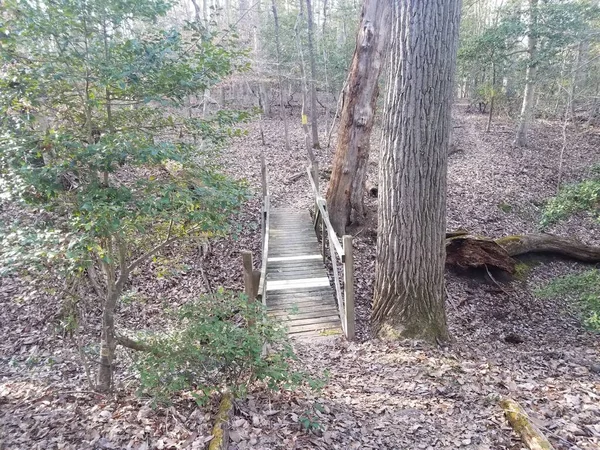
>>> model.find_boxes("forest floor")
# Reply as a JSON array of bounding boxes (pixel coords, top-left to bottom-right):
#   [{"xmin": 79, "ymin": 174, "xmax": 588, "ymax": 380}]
[{"xmin": 1, "ymin": 104, "xmax": 600, "ymax": 450}]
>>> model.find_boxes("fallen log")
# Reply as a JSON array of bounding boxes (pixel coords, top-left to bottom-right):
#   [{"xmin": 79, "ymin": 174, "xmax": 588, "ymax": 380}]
[
  {"xmin": 284, "ymin": 171, "xmax": 305, "ymax": 184},
  {"xmin": 445, "ymin": 233, "xmax": 600, "ymax": 273},
  {"xmin": 496, "ymin": 233, "xmax": 600, "ymax": 262},
  {"xmin": 208, "ymin": 392, "xmax": 234, "ymax": 450},
  {"xmin": 500, "ymin": 398, "xmax": 555, "ymax": 450},
  {"xmin": 446, "ymin": 234, "xmax": 516, "ymax": 273}
]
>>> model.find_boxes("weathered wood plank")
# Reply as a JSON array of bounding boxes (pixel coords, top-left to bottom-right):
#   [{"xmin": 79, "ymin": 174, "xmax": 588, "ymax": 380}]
[
  {"xmin": 269, "ymin": 308, "xmax": 340, "ymax": 325},
  {"xmin": 287, "ymin": 322, "xmax": 341, "ymax": 334},
  {"xmin": 284, "ymin": 315, "xmax": 341, "ymax": 327},
  {"xmin": 268, "ymin": 306, "xmax": 339, "ymax": 317}
]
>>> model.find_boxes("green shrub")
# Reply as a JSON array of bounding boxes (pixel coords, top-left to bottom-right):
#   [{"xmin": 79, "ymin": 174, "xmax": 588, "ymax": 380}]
[
  {"xmin": 536, "ymin": 270, "xmax": 600, "ymax": 331},
  {"xmin": 134, "ymin": 290, "xmax": 315, "ymax": 405},
  {"xmin": 541, "ymin": 179, "xmax": 600, "ymax": 227}
]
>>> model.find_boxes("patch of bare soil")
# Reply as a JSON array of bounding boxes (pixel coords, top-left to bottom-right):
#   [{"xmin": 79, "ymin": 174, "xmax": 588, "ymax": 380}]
[{"xmin": 1, "ymin": 103, "xmax": 599, "ymax": 449}]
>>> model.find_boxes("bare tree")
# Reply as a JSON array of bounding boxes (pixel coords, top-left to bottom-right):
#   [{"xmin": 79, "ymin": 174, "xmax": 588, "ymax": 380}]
[
  {"xmin": 514, "ymin": 0, "xmax": 538, "ymax": 147},
  {"xmin": 326, "ymin": 0, "xmax": 391, "ymax": 234},
  {"xmin": 306, "ymin": 0, "xmax": 321, "ymax": 148},
  {"xmin": 371, "ymin": 0, "xmax": 461, "ymax": 342},
  {"xmin": 272, "ymin": 0, "xmax": 290, "ymax": 150}
]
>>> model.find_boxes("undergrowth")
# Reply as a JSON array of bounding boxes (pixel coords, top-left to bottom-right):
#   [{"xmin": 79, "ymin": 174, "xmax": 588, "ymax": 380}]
[
  {"xmin": 541, "ymin": 177, "xmax": 600, "ymax": 227},
  {"xmin": 134, "ymin": 290, "xmax": 321, "ymax": 405},
  {"xmin": 536, "ymin": 269, "xmax": 600, "ymax": 332}
]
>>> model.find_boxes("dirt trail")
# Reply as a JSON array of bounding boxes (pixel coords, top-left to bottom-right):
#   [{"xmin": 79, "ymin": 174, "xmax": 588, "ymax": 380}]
[
  {"xmin": 1, "ymin": 105, "xmax": 599, "ymax": 449},
  {"xmin": 221, "ymin": 105, "xmax": 600, "ymax": 449}
]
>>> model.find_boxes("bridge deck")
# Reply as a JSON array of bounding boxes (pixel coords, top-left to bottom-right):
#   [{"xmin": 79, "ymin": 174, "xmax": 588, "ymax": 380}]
[{"xmin": 266, "ymin": 208, "xmax": 342, "ymax": 338}]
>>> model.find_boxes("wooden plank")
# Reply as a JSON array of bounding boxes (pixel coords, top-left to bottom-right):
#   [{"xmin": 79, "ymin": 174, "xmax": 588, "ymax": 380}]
[
  {"xmin": 267, "ymin": 287, "xmax": 334, "ymax": 298},
  {"xmin": 267, "ymin": 305, "xmax": 339, "ymax": 319},
  {"xmin": 287, "ymin": 322, "xmax": 341, "ymax": 334},
  {"xmin": 268, "ymin": 255, "xmax": 322, "ymax": 262},
  {"xmin": 269, "ymin": 288, "xmax": 335, "ymax": 301},
  {"xmin": 257, "ymin": 196, "xmax": 270, "ymax": 306},
  {"xmin": 268, "ymin": 266, "xmax": 326, "ymax": 278},
  {"xmin": 285, "ymin": 315, "xmax": 341, "ymax": 327},
  {"xmin": 289, "ymin": 329, "xmax": 342, "ymax": 338},
  {"xmin": 266, "ymin": 278, "xmax": 330, "ymax": 291},
  {"xmin": 343, "ymin": 235, "xmax": 355, "ymax": 340},
  {"xmin": 267, "ymin": 272, "xmax": 326, "ymax": 281},
  {"xmin": 269, "ymin": 309, "xmax": 340, "ymax": 320},
  {"xmin": 267, "ymin": 297, "xmax": 337, "ymax": 311}
]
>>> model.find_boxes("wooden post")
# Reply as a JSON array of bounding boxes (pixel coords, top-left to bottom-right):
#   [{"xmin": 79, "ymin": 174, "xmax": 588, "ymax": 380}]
[
  {"xmin": 342, "ymin": 235, "xmax": 355, "ymax": 340},
  {"xmin": 242, "ymin": 251, "xmax": 256, "ymax": 302},
  {"xmin": 261, "ymin": 154, "xmax": 267, "ymax": 199},
  {"xmin": 320, "ymin": 211, "xmax": 326, "ymax": 261},
  {"xmin": 311, "ymin": 161, "xmax": 319, "ymax": 215}
]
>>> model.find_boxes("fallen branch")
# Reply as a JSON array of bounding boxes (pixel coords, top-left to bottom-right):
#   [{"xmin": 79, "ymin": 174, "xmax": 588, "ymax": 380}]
[
  {"xmin": 500, "ymin": 398, "xmax": 555, "ymax": 450},
  {"xmin": 115, "ymin": 333, "xmax": 163, "ymax": 356},
  {"xmin": 208, "ymin": 392, "xmax": 234, "ymax": 450},
  {"xmin": 284, "ymin": 171, "xmax": 305, "ymax": 184}
]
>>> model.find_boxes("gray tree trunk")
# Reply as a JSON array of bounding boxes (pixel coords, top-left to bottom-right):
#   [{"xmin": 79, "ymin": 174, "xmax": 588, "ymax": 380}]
[
  {"xmin": 371, "ymin": 0, "xmax": 461, "ymax": 342},
  {"xmin": 272, "ymin": 0, "xmax": 290, "ymax": 150},
  {"xmin": 326, "ymin": 0, "xmax": 391, "ymax": 235},
  {"xmin": 306, "ymin": 0, "xmax": 321, "ymax": 148},
  {"xmin": 514, "ymin": 0, "xmax": 538, "ymax": 147}
]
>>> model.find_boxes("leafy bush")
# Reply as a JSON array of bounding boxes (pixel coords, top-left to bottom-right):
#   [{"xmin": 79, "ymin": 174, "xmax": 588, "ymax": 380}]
[
  {"xmin": 536, "ymin": 270, "xmax": 600, "ymax": 331},
  {"xmin": 541, "ymin": 178, "xmax": 600, "ymax": 227},
  {"xmin": 134, "ymin": 290, "xmax": 315, "ymax": 404}
]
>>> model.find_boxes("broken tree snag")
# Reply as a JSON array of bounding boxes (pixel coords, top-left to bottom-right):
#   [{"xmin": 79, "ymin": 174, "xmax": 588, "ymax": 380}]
[
  {"xmin": 496, "ymin": 233, "xmax": 600, "ymax": 262},
  {"xmin": 445, "ymin": 235, "xmax": 516, "ymax": 273},
  {"xmin": 500, "ymin": 398, "xmax": 555, "ymax": 450},
  {"xmin": 208, "ymin": 392, "xmax": 234, "ymax": 450}
]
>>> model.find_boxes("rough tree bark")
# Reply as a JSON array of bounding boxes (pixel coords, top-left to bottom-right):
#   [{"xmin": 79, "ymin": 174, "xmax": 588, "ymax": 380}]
[
  {"xmin": 371, "ymin": 0, "xmax": 461, "ymax": 342},
  {"xmin": 326, "ymin": 0, "xmax": 391, "ymax": 235},
  {"xmin": 514, "ymin": 0, "xmax": 538, "ymax": 147},
  {"xmin": 306, "ymin": 0, "xmax": 320, "ymax": 148},
  {"xmin": 272, "ymin": 0, "xmax": 290, "ymax": 151}
]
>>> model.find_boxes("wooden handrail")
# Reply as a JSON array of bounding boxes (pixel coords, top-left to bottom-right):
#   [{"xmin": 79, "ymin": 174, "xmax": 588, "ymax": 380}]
[
  {"xmin": 306, "ymin": 166, "xmax": 344, "ymax": 258},
  {"xmin": 305, "ymin": 164, "xmax": 355, "ymax": 340},
  {"xmin": 257, "ymin": 157, "xmax": 270, "ymax": 305}
]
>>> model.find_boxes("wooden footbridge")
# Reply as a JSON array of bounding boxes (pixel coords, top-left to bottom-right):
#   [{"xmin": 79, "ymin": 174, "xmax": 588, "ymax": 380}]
[{"xmin": 243, "ymin": 161, "xmax": 355, "ymax": 340}]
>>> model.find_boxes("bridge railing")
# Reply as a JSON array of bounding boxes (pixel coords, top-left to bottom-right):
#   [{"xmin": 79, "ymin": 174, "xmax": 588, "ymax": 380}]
[
  {"xmin": 306, "ymin": 163, "xmax": 355, "ymax": 340},
  {"xmin": 256, "ymin": 155, "xmax": 270, "ymax": 305}
]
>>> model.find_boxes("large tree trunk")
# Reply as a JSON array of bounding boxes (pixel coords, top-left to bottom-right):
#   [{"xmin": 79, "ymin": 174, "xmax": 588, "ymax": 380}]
[
  {"xmin": 514, "ymin": 0, "xmax": 538, "ymax": 147},
  {"xmin": 371, "ymin": 0, "xmax": 461, "ymax": 342},
  {"xmin": 306, "ymin": 0, "xmax": 320, "ymax": 149},
  {"xmin": 326, "ymin": 0, "xmax": 391, "ymax": 235}
]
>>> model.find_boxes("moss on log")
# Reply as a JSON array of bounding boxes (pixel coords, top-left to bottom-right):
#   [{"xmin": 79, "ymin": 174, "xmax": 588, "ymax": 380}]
[
  {"xmin": 208, "ymin": 392, "xmax": 234, "ymax": 450},
  {"xmin": 500, "ymin": 398, "xmax": 555, "ymax": 450}
]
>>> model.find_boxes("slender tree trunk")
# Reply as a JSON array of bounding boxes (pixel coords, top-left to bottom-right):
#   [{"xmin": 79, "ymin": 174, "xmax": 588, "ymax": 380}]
[
  {"xmin": 486, "ymin": 61, "xmax": 495, "ymax": 133},
  {"xmin": 306, "ymin": 0, "xmax": 321, "ymax": 148},
  {"xmin": 514, "ymin": 0, "xmax": 538, "ymax": 147},
  {"xmin": 371, "ymin": 0, "xmax": 461, "ymax": 342},
  {"xmin": 96, "ymin": 291, "xmax": 118, "ymax": 392},
  {"xmin": 326, "ymin": 0, "xmax": 391, "ymax": 234},
  {"xmin": 272, "ymin": 0, "xmax": 290, "ymax": 150}
]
